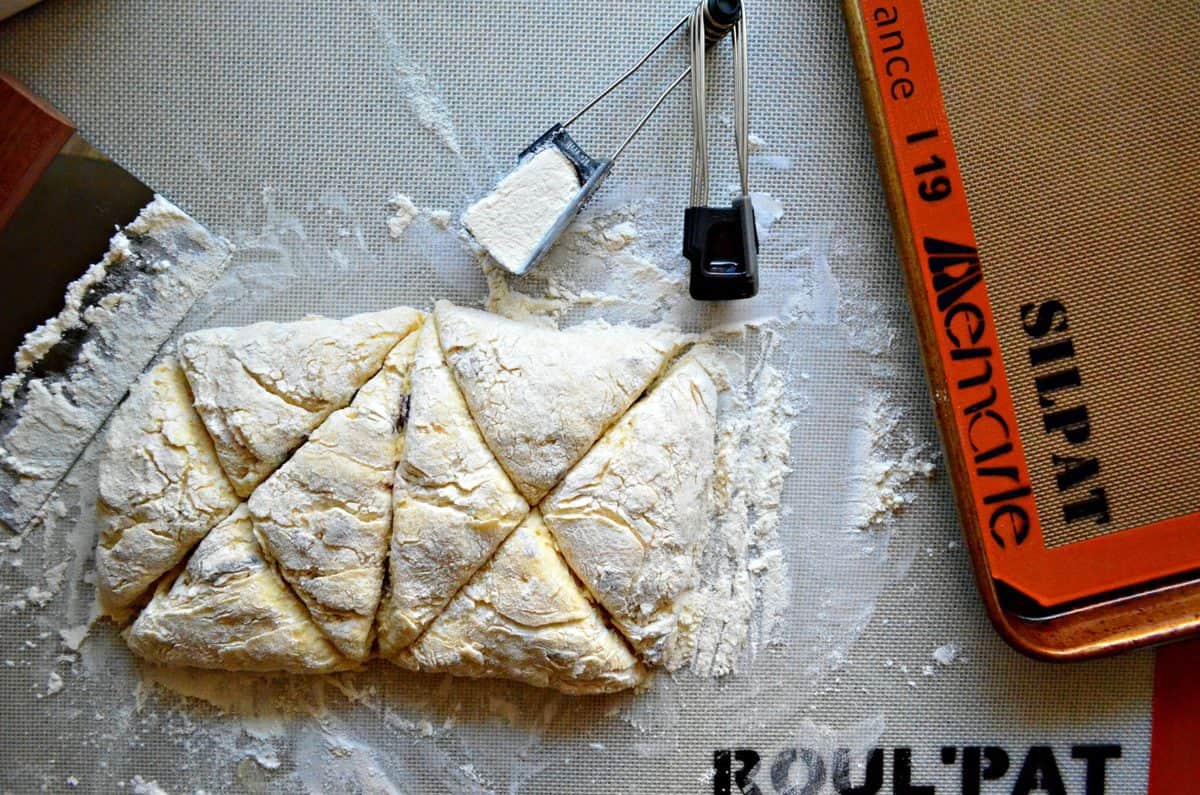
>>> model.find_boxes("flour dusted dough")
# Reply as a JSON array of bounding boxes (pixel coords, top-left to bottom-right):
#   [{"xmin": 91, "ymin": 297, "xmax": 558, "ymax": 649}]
[
  {"xmin": 542, "ymin": 357, "xmax": 717, "ymax": 663},
  {"xmin": 179, "ymin": 307, "xmax": 423, "ymax": 497},
  {"xmin": 248, "ymin": 334, "xmax": 419, "ymax": 659},
  {"xmin": 106, "ymin": 304, "xmax": 725, "ymax": 692},
  {"xmin": 124, "ymin": 506, "xmax": 352, "ymax": 673},
  {"xmin": 395, "ymin": 511, "xmax": 645, "ymax": 694},
  {"xmin": 434, "ymin": 301, "xmax": 681, "ymax": 502},
  {"xmin": 377, "ymin": 319, "xmax": 529, "ymax": 655},
  {"xmin": 96, "ymin": 359, "xmax": 240, "ymax": 612}
]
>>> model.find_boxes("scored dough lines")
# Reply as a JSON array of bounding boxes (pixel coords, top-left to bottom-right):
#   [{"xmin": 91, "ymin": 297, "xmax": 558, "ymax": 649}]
[{"xmin": 102, "ymin": 301, "xmax": 718, "ymax": 694}]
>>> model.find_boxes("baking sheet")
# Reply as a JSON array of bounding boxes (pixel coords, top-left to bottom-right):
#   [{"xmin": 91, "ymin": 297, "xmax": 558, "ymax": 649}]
[{"xmin": 0, "ymin": 1, "xmax": 1151, "ymax": 792}]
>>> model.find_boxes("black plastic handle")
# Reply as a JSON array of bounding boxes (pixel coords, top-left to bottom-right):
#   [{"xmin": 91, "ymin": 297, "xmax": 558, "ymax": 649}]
[{"xmin": 683, "ymin": 196, "xmax": 758, "ymax": 301}]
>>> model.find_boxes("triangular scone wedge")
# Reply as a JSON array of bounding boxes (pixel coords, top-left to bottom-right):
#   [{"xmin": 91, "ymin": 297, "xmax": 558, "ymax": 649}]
[
  {"xmin": 394, "ymin": 511, "xmax": 646, "ymax": 694},
  {"xmin": 179, "ymin": 306, "xmax": 423, "ymax": 497},
  {"xmin": 96, "ymin": 358, "xmax": 240, "ymax": 613},
  {"xmin": 434, "ymin": 301, "xmax": 682, "ymax": 502},
  {"xmin": 247, "ymin": 333, "xmax": 419, "ymax": 660},
  {"xmin": 542, "ymin": 357, "xmax": 718, "ymax": 664},
  {"xmin": 376, "ymin": 318, "xmax": 529, "ymax": 655},
  {"xmin": 124, "ymin": 506, "xmax": 353, "ymax": 673}
]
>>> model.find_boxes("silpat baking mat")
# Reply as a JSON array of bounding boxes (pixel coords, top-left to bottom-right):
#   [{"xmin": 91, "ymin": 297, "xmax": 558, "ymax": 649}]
[{"xmin": 0, "ymin": 1, "xmax": 1151, "ymax": 792}]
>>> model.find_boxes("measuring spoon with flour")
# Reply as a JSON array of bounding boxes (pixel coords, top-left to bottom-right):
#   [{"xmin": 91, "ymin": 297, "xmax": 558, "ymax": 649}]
[{"xmin": 462, "ymin": 0, "xmax": 743, "ymax": 278}]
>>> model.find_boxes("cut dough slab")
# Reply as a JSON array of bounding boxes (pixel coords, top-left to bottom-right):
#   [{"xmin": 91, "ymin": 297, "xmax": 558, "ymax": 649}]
[
  {"xmin": 377, "ymin": 318, "xmax": 529, "ymax": 655},
  {"xmin": 248, "ymin": 333, "xmax": 419, "ymax": 660},
  {"xmin": 96, "ymin": 358, "xmax": 240, "ymax": 613},
  {"xmin": 394, "ymin": 511, "xmax": 646, "ymax": 694},
  {"xmin": 542, "ymin": 357, "xmax": 718, "ymax": 664},
  {"xmin": 179, "ymin": 307, "xmax": 423, "ymax": 497},
  {"xmin": 124, "ymin": 506, "xmax": 352, "ymax": 673},
  {"xmin": 434, "ymin": 301, "xmax": 681, "ymax": 503}
]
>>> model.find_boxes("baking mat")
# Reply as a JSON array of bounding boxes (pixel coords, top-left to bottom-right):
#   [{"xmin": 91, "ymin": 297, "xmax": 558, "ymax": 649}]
[
  {"xmin": 926, "ymin": 0, "xmax": 1200, "ymax": 548},
  {"xmin": 0, "ymin": 1, "xmax": 1151, "ymax": 792}
]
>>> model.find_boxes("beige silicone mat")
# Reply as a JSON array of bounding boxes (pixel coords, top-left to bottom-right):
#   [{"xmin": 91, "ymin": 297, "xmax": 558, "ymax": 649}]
[
  {"xmin": 0, "ymin": 1, "xmax": 1151, "ymax": 792},
  {"xmin": 926, "ymin": 0, "xmax": 1200, "ymax": 547}
]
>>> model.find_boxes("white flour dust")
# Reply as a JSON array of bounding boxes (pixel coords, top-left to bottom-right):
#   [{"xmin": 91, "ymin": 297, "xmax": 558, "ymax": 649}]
[
  {"xmin": 369, "ymin": 8, "xmax": 462, "ymax": 157},
  {"xmin": 128, "ymin": 776, "xmax": 167, "ymax": 795},
  {"xmin": 749, "ymin": 192, "xmax": 786, "ymax": 240},
  {"xmin": 668, "ymin": 338, "xmax": 795, "ymax": 677},
  {"xmin": 748, "ymin": 132, "xmax": 795, "ymax": 171},
  {"xmin": 133, "ymin": 665, "xmax": 333, "ymax": 721},
  {"xmin": 480, "ymin": 198, "xmax": 687, "ymax": 327},
  {"xmin": 846, "ymin": 391, "xmax": 936, "ymax": 531},
  {"xmin": 723, "ymin": 186, "xmax": 786, "ymax": 242},
  {"xmin": 932, "ymin": 643, "xmax": 961, "ymax": 667},
  {"xmin": 386, "ymin": 193, "xmax": 455, "ymax": 242},
  {"xmin": 294, "ymin": 730, "xmax": 402, "ymax": 795}
]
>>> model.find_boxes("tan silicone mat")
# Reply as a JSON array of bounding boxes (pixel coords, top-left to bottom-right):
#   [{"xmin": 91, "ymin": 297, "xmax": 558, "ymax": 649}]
[{"xmin": 925, "ymin": 0, "xmax": 1200, "ymax": 547}]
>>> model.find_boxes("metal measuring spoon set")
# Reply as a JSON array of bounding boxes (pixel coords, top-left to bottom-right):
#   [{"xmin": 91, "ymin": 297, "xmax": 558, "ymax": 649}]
[{"xmin": 468, "ymin": 0, "xmax": 757, "ymax": 300}]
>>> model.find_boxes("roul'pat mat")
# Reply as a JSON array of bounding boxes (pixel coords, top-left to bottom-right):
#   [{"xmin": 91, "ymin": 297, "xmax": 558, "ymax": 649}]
[
  {"xmin": 843, "ymin": 0, "xmax": 1199, "ymax": 659},
  {"xmin": 0, "ymin": 73, "xmax": 232, "ymax": 531}
]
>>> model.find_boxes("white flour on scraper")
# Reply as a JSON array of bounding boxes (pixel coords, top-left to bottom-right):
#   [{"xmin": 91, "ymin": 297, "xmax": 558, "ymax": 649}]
[{"xmin": 0, "ymin": 197, "xmax": 232, "ymax": 531}]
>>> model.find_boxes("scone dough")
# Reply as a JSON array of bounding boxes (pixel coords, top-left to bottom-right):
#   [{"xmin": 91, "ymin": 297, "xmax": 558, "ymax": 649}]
[
  {"xmin": 542, "ymin": 357, "xmax": 717, "ymax": 663},
  {"xmin": 124, "ymin": 506, "xmax": 353, "ymax": 673},
  {"xmin": 395, "ymin": 511, "xmax": 646, "ymax": 694},
  {"xmin": 248, "ymin": 333, "xmax": 419, "ymax": 659},
  {"xmin": 102, "ymin": 304, "xmax": 717, "ymax": 695},
  {"xmin": 434, "ymin": 301, "xmax": 680, "ymax": 502},
  {"xmin": 377, "ymin": 318, "xmax": 529, "ymax": 655},
  {"xmin": 96, "ymin": 358, "xmax": 239, "ymax": 612},
  {"xmin": 179, "ymin": 307, "xmax": 422, "ymax": 497}
]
